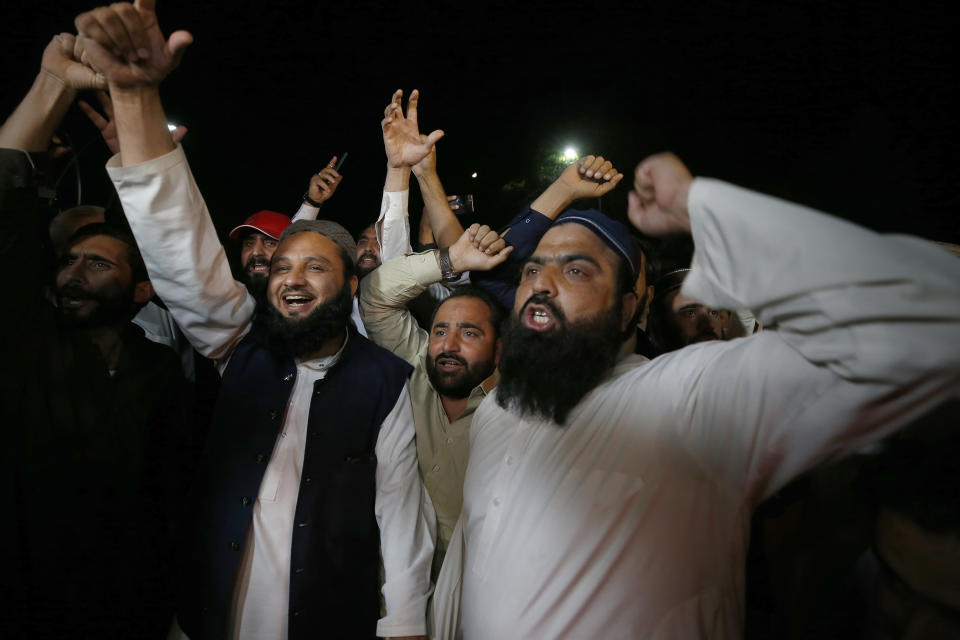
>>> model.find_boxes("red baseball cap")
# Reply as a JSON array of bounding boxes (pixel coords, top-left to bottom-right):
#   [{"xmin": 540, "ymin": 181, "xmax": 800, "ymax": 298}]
[{"xmin": 229, "ymin": 210, "xmax": 291, "ymax": 241}]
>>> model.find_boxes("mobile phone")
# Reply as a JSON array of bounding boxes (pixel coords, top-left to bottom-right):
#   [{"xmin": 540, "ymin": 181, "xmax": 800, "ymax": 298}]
[
  {"xmin": 334, "ymin": 152, "xmax": 348, "ymax": 172},
  {"xmin": 449, "ymin": 194, "xmax": 475, "ymax": 216}
]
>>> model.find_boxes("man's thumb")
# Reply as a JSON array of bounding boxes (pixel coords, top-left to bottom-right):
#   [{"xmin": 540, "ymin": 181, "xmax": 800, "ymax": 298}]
[{"xmin": 166, "ymin": 30, "xmax": 193, "ymax": 66}]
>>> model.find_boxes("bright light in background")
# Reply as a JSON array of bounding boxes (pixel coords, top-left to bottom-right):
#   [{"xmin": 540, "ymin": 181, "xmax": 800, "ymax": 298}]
[
  {"xmin": 562, "ymin": 146, "xmax": 578, "ymax": 162},
  {"xmin": 471, "ymin": 172, "xmax": 478, "ymax": 178},
  {"xmin": 167, "ymin": 123, "xmax": 178, "ymax": 131}
]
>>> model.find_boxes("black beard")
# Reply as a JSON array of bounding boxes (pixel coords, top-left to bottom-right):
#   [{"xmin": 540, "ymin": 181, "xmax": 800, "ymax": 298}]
[
  {"xmin": 56, "ymin": 282, "xmax": 134, "ymax": 329},
  {"xmin": 355, "ymin": 253, "xmax": 380, "ymax": 279},
  {"xmin": 250, "ymin": 284, "xmax": 353, "ymax": 359},
  {"xmin": 496, "ymin": 293, "xmax": 623, "ymax": 425},
  {"xmin": 242, "ymin": 257, "xmax": 270, "ymax": 301},
  {"xmin": 426, "ymin": 351, "xmax": 496, "ymax": 399}
]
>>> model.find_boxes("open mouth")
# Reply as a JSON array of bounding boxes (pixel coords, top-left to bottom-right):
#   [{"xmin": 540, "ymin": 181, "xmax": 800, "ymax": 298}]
[
  {"xmin": 248, "ymin": 264, "xmax": 269, "ymax": 274},
  {"xmin": 522, "ymin": 303, "xmax": 557, "ymax": 332},
  {"xmin": 358, "ymin": 254, "xmax": 377, "ymax": 267},
  {"xmin": 60, "ymin": 295, "xmax": 89, "ymax": 309},
  {"xmin": 435, "ymin": 356, "xmax": 466, "ymax": 372},
  {"xmin": 281, "ymin": 292, "xmax": 315, "ymax": 311}
]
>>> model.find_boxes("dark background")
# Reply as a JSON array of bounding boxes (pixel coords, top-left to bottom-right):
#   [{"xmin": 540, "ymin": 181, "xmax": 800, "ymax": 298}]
[{"xmin": 3, "ymin": 0, "xmax": 958, "ymax": 244}]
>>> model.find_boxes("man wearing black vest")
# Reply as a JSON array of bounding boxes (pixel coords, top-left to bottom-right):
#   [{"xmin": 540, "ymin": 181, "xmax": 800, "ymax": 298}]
[{"xmin": 74, "ymin": 2, "xmax": 435, "ymax": 637}]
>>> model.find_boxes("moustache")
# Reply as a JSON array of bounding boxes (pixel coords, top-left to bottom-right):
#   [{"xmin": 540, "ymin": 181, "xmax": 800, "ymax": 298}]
[
  {"xmin": 245, "ymin": 256, "xmax": 270, "ymax": 269},
  {"xmin": 358, "ymin": 251, "xmax": 378, "ymax": 262},
  {"xmin": 434, "ymin": 352, "xmax": 468, "ymax": 367},
  {"xmin": 57, "ymin": 283, "xmax": 94, "ymax": 300},
  {"xmin": 519, "ymin": 292, "xmax": 566, "ymax": 324}
]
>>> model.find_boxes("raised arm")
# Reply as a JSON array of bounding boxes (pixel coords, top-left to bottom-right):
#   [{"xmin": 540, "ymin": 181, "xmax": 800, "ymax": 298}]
[
  {"xmin": 631, "ymin": 153, "xmax": 960, "ymax": 502},
  {"xmin": 359, "ymin": 225, "xmax": 511, "ymax": 365},
  {"xmin": 79, "ymin": 0, "xmax": 253, "ymax": 361},
  {"xmin": 0, "ymin": 33, "xmax": 104, "ymax": 151},
  {"xmin": 472, "ymin": 154, "xmax": 624, "ymax": 309},
  {"xmin": 0, "ymin": 32, "xmax": 111, "ymax": 324},
  {"xmin": 291, "ymin": 156, "xmax": 342, "ymax": 221},
  {"xmin": 411, "ymin": 133, "xmax": 462, "ymax": 250},
  {"xmin": 376, "ymin": 89, "xmax": 446, "ymax": 261}
]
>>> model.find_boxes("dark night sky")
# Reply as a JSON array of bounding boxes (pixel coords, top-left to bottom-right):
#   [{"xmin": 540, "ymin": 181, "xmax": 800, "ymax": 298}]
[{"xmin": 3, "ymin": 0, "xmax": 958, "ymax": 247}]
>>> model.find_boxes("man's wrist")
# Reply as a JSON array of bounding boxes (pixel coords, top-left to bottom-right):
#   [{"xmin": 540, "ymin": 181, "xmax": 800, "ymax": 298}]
[
  {"xmin": 110, "ymin": 85, "xmax": 175, "ymax": 166},
  {"xmin": 414, "ymin": 168, "xmax": 442, "ymax": 191},
  {"xmin": 529, "ymin": 182, "xmax": 575, "ymax": 220},
  {"xmin": 411, "ymin": 163, "xmax": 436, "ymax": 180},
  {"xmin": 302, "ymin": 192, "xmax": 323, "ymax": 208},
  {"xmin": 384, "ymin": 165, "xmax": 411, "ymax": 191},
  {"xmin": 437, "ymin": 247, "xmax": 462, "ymax": 281}
]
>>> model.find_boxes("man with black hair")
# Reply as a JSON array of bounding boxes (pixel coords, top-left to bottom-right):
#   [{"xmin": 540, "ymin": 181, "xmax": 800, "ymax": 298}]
[
  {"xmin": 360, "ymin": 225, "xmax": 511, "ymax": 576},
  {"xmin": 0, "ymin": 33, "xmax": 191, "ymax": 636},
  {"xmin": 432, "ymin": 153, "xmax": 960, "ymax": 638},
  {"xmin": 73, "ymin": 3, "xmax": 446, "ymax": 636}
]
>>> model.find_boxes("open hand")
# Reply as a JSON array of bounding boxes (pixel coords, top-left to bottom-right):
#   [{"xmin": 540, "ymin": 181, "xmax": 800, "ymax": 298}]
[
  {"xmin": 75, "ymin": 0, "xmax": 193, "ymax": 89},
  {"xmin": 381, "ymin": 89, "xmax": 444, "ymax": 169},
  {"xmin": 447, "ymin": 224, "xmax": 513, "ymax": 273},
  {"xmin": 627, "ymin": 153, "xmax": 693, "ymax": 236}
]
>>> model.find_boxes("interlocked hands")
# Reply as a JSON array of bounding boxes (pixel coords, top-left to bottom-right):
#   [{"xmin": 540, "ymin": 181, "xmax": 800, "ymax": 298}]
[{"xmin": 74, "ymin": 0, "xmax": 192, "ymax": 89}]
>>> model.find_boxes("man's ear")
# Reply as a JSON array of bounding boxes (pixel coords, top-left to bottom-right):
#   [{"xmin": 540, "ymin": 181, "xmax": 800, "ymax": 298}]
[
  {"xmin": 493, "ymin": 337, "xmax": 503, "ymax": 366},
  {"xmin": 133, "ymin": 280, "xmax": 155, "ymax": 305},
  {"xmin": 620, "ymin": 290, "xmax": 639, "ymax": 334},
  {"xmin": 348, "ymin": 274, "xmax": 359, "ymax": 298}
]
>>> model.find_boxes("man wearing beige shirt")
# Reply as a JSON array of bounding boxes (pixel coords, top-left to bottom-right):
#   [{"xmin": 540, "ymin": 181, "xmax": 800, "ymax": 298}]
[{"xmin": 360, "ymin": 228, "xmax": 510, "ymax": 576}]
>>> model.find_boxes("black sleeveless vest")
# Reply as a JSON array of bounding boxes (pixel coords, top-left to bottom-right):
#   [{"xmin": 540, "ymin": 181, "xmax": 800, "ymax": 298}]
[{"xmin": 178, "ymin": 328, "xmax": 412, "ymax": 639}]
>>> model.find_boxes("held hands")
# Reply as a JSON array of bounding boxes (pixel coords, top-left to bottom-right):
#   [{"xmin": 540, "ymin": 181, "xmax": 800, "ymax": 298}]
[
  {"xmin": 306, "ymin": 156, "xmax": 343, "ymax": 205},
  {"xmin": 41, "ymin": 33, "xmax": 107, "ymax": 91},
  {"xmin": 447, "ymin": 224, "xmax": 513, "ymax": 273},
  {"xmin": 74, "ymin": 0, "xmax": 192, "ymax": 90},
  {"xmin": 627, "ymin": 153, "xmax": 694, "ymax": 236},
  {"xmin": 78, "ymin": 89, "xmax": 186, "ymax": 154},
  {"xmin": 381, "ymin": 89, "xmax": 444, "ymax": 169}
]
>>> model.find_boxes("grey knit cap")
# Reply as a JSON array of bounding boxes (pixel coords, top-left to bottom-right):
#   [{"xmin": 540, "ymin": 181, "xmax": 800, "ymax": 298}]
[{"xmin": 278, "ymin": 220, "xmax": 357, "ymax": 268}]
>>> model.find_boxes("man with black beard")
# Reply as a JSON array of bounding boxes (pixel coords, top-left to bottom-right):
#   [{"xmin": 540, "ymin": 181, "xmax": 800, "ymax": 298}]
[
  {"xmin": 360, "ymin": 224, "xmax": 511, "ymax": 577},
  {"xmin": 78, "ymin": 4, "xmax": 434, "ymax": 635},
  {"xmin": 431, "ymin": 153, "xmax": 960, "ymax": 639},
  {"xmin": 231, "ymin": 160, "xmax": 344, "ymax": 299},
  {"xmin": 0, "ymin": 31, "xmax": 193, "ymax": 638},
  {"xmin": 356, "ymin": 223, "xmax": 382, "ymax": 278}
]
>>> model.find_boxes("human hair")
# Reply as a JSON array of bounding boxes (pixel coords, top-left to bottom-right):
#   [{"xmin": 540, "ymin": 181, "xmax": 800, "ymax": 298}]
[
  {"xmin": 429, "ymin": 285, "xmax": 507, "ymax": 340},
  {"xmin": 632, "ymin": 234, "xmax": 661, "ymax": 289},
  {"xmin": 335, "ymin": 244, "xmax": 356, "ymax": 281},
  {"xmin": 66, "ymin": 222, "xmax": 149, "ymax": 283}
]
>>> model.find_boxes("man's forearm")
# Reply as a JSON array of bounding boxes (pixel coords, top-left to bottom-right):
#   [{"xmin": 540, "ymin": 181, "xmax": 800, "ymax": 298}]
[
  {"xmin": 385, "ymin": 165, "xmax": 411, "ymax": 192},
  {"xmin": 0, "ymin": 72, "xmax": 75, "ymax": 151},
  {"xmin": 529, "ymin": 180, "xmax": 576, "ymax": 221},
  {"xmin": 110, "ymin": 86, "xmax": 175, "ymax": 166},
  {"xmin": 416, "ymin": 170, "xmax": 462, "ymax": 249}
]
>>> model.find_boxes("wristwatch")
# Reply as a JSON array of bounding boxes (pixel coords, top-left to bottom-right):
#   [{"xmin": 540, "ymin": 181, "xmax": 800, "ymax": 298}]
[
  {"xmin": 302, "ymin": 190, "xmax": 323, "ymax": 208},
  {"xmin": 437, "ymin": 248, "xmax": 461, "ymax": 283}
]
